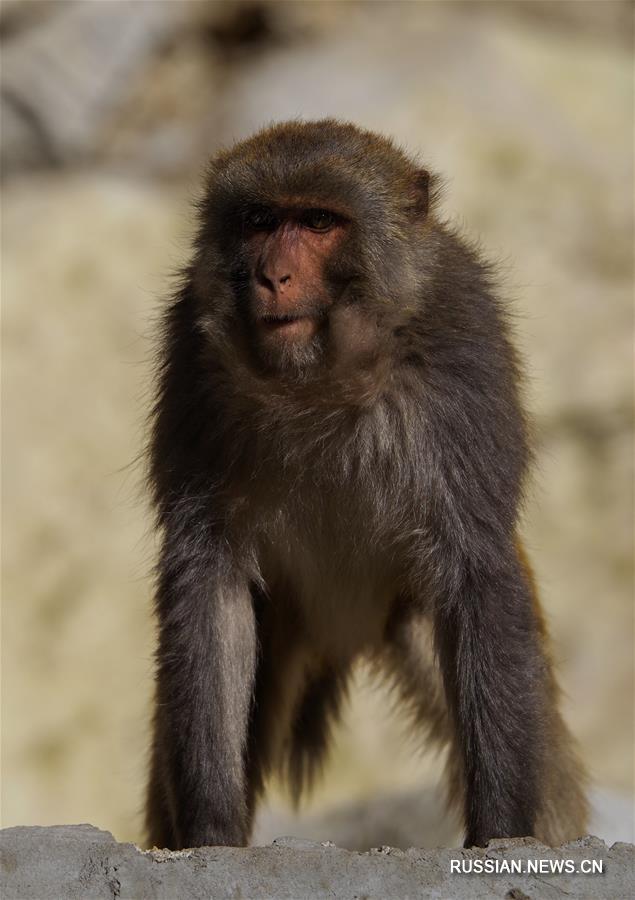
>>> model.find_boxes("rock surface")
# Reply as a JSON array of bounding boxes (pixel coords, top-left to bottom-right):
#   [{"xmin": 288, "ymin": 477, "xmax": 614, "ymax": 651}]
[{"xmin": 1, "ymin": 825, "xmax": 633, "ymax": 900}]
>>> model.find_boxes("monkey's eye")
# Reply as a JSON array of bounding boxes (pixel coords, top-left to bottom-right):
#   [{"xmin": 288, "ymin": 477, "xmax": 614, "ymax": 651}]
[
  {"xmin": 300, "ymin": 209, "xmax": 337, "ymax": 232},
  {"xmin": 244, "ymin": 208, "xmax": 278, "ymax": 231}
]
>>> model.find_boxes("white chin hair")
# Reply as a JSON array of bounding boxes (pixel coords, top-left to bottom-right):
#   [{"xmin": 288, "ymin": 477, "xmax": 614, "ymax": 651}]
[{"xmin": 262, "ymin": 334, "xmax": 324, "ymax": 374}]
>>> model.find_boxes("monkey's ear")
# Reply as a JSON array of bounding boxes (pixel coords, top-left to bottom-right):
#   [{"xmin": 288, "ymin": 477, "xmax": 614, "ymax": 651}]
[{"xmin": 409, "ymin": 169, "xmax": 430, "ymax": 220}]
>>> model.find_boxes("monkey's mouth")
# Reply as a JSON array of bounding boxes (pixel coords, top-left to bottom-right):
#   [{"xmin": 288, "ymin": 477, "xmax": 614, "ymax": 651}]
[{"xmin": 258, "ymin": 314, "xmax": 320, "ymax": 341}]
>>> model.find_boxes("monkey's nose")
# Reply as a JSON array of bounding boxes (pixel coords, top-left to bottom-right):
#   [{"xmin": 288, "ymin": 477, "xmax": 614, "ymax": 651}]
[{"xmin": 256, "ymin": 267, "xmax": 291, "ymax": 294}]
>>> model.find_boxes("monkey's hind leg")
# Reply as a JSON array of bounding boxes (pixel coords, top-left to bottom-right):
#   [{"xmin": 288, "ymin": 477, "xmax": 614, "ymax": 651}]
[
  {"xmin": 535, "ymin": 690, "xmax": 589, "ymax": 845},
  {"xmin": 519, "ymin": 549, "xmax": 589, "ymax": 844},
  {"xmin": 382, "ymin": 610, "xmax": 462, "ymax": 822},
  {"xmin": 246, "ymin": 588, "xmax": 352, "ymax": 818},
  {"xmin": 384, "ymin": 583, "xmax": 588, "ymax": 847},
  {"xmin": 284, "ymin": 664, "xmax": 350, "ymax": 805},
  {"xmin": 247, "ymin": 637, "xmax": 350, "ymax": 818}
]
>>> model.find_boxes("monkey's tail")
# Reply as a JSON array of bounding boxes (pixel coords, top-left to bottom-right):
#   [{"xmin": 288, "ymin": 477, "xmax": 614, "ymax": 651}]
[{"xmin": 284, "ymin": 665, "xmax": 350, "ymax": 806}]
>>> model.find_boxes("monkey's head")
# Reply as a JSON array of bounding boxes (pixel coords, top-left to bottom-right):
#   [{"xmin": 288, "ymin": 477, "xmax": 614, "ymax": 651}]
[{"xmin": 193, "ymin": 120, "xmax": 437, "ymax": 380}]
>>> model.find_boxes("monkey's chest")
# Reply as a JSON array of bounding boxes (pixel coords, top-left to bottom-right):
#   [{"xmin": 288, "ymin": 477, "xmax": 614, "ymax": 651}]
[{"xmin": 257, "ymin": 496, "xmax": 399, "ymax": 657}]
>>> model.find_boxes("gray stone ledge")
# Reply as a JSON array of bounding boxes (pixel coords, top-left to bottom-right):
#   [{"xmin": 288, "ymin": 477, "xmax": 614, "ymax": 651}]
[{"xmin": 1, "ymin": 825, "xmax": 633, "ymax": 899}]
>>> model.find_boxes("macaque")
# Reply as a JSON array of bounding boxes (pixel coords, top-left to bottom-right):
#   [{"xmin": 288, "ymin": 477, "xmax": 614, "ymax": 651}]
[{"xmin": 146, "ymin": 119, "xmax": 588, "ymax": 850}]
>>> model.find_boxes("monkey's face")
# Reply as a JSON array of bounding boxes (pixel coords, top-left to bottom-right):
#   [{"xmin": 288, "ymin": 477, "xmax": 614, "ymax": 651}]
[
  {"xmin": 238, "ymin": 204, "xmax": 352, "ymax": 373},
  {"xmin": 195, "ymin": 120, "xmax": 435, "ymax": 379}
]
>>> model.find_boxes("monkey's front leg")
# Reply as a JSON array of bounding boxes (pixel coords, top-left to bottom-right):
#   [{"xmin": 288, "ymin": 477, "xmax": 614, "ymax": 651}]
[
  {"xmin": 147, "ymin": 541, "xmax": 257, "ymax": 849},
  {"xmin": 434, "ymin": 547, "xmax": 546, "ymax": 847}
]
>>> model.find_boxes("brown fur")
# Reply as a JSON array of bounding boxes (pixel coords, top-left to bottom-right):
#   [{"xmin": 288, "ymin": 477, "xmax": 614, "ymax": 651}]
[{"xmin": 146, "ymin": 120, "xmax": 588, "ymax": 850}]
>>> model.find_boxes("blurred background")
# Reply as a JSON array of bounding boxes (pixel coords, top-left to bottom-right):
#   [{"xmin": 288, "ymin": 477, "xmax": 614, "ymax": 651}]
[{"xmin": 2, "ymin": 0, "xmax": 633, "ymax": 849}]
